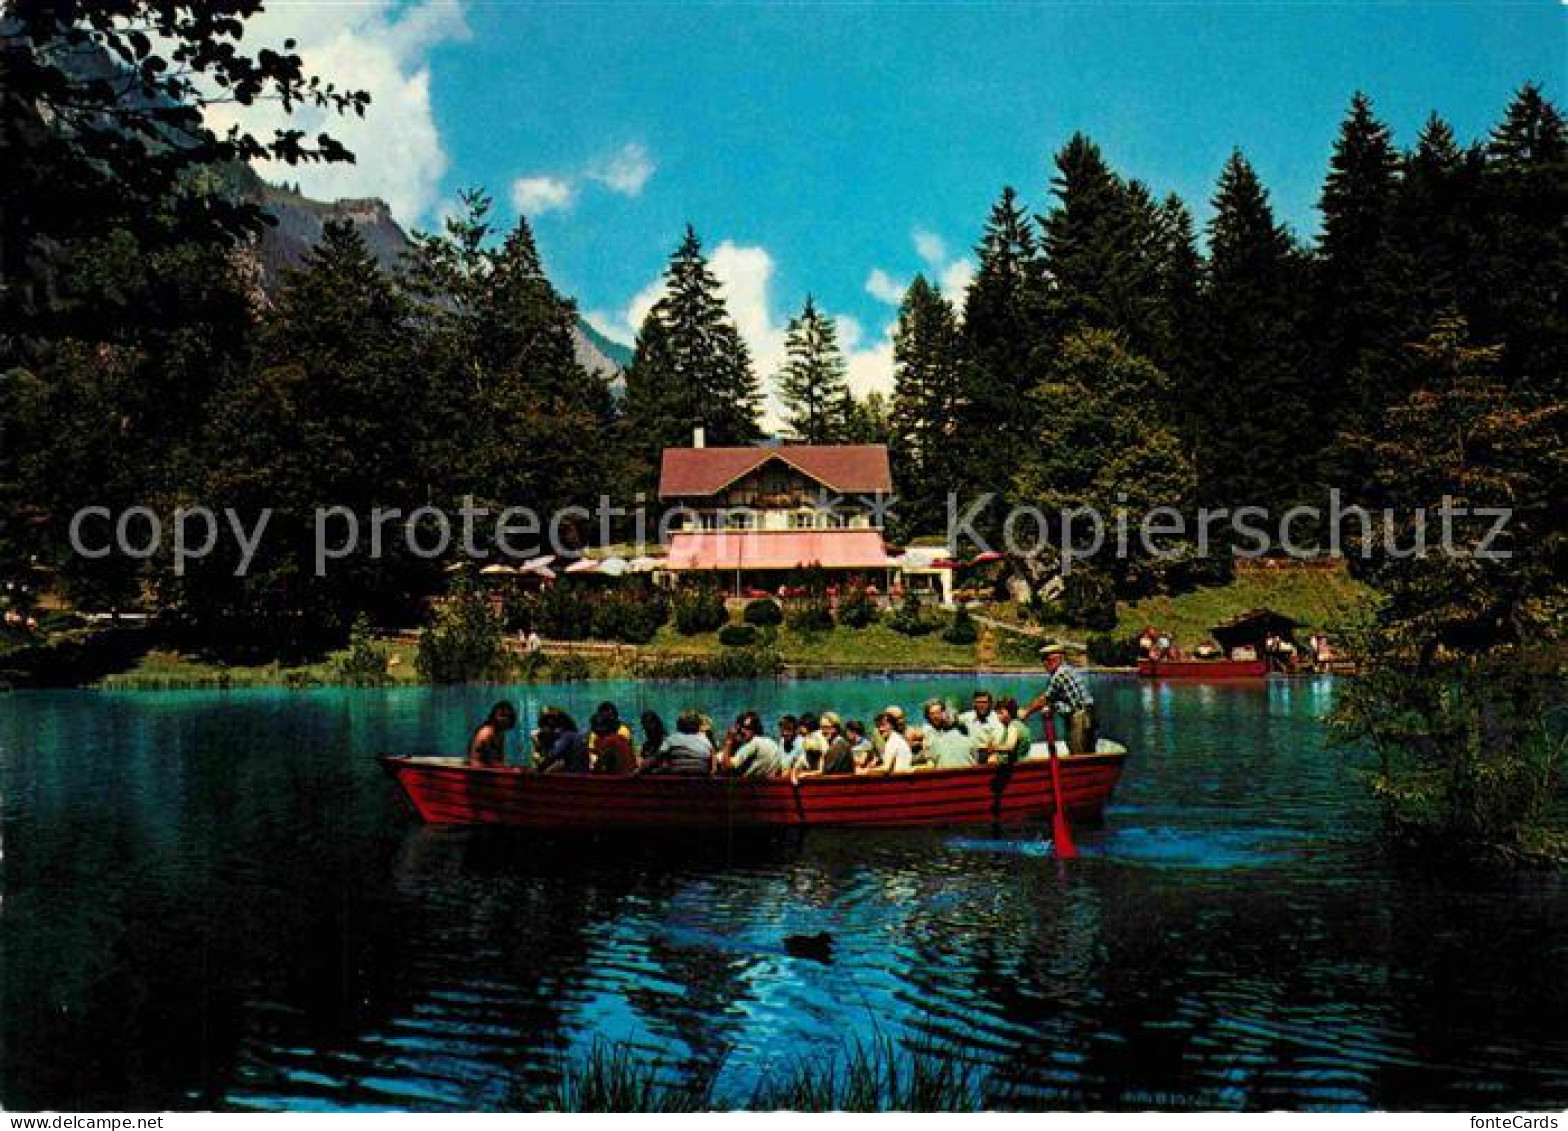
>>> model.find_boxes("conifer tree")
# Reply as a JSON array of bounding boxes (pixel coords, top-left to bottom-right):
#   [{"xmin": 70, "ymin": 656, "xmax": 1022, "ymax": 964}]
[
  {"xmin": 890, "ymin": 276, "xmax": 965, "ymax": 536},
  {"xmin": 1038, "ymin": 134, "xmax": 1165, "ymax": 357},
  {"xmin": 1393, "ymin": 114, "xmax": 1486, "ymax": 331},
  {"xmin": 777, "ymin": 296, "xmax": 850, "ymax": 443},
  {"xmin": 186, "ymin": 220, "xmax": 428, "ymax": 645},
  {"xmin": 622, "ymin": 226, "xmax": 764, "ymax": 456},
  {"xmin": 1474, "ymin": 83, "xmax": 1568, "ymax": 397},
  {"xmin": 842, "ymin": 390, "xmax": 894, "ymax": 445},
  {"xmin": 959, "ymin": 186, "xmax": 1045, "ymax": 501},
  {"xmin": 1313, "ymin": 92, "xmax": 1414, "ymax": 484},
  {"xmin": 1196, "ymin": 152, "xmax": 1312, "ymax": 516},
  {"xmin": 1155, "ymin": 194, "xmax": 1205, "ymax": 441},
  {"xmin": 404, "ymin": 192, "xmax": 615, "ymax": 518}
]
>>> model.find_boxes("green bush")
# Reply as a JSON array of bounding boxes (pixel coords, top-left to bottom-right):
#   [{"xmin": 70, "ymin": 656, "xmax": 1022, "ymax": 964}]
[
  {"xmin": 942, "ymin": 605, "xmax": 978, "ymax": 645},
  {"xmin": 1062, "ymin": 569, "xmax": 1118, "ymax": 631},
  {"xmin": 591, "ymin": 587, "xmax": 668, "ymax": 644},
  {"xmin": 637, "ymin": 647, "xmax": 783, "ymax": 680},
  {"xmin": 519, "ymin": 584, "xmax": 595, "ymax": 640},
  {"xmin": 516, "ymin": 649, "xmax": 593, "ymax": 682},
  {"xmin": 1086, "ymin": 632, "xmax": 1142, "ymax": 667},
  {"xmin": 786, "ymin": 598, "xmax": 835, "ymax": 634},
  {"xmin": 718, "ymin": 623, "xmax": 758, "ymax": 647},
  {"xmin": 416, "ymin": 584, "xmax": 511, "ymax": 683},
  {"xmin": 743, "ymin": 598, "xmax": 783, "ymax": 626},
  {"xmin": 673, "ymin": 586, "xmax": 729, "ymax": 635},
  {"xmin": 837, "ymin": 584, "xmax": 878, "ymax": 628},
  {"xmin": 545, "ymin": 652, "xmax": 593, "ymax": 682},
  {"xmin": 517, "ymin": 583, "xmax": 668, "ymax": 644},
  {"xmin": 335, "ymin": 614, "xmax": 391, "ymax": 685},
  {"xmin": 887, "ymin": 591, "xmax": 937, "ymax": 637}
]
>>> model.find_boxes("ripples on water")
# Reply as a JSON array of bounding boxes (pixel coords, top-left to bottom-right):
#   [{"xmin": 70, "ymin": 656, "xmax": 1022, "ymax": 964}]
[{"xmin": 2, "ymin": 677, "xmax": 1566, "ymax": 1111}]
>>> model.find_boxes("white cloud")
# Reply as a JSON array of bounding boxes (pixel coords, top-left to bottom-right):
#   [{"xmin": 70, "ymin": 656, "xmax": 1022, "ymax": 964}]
[
  {"xmin": 510, "ymin": 175, "xmax": 575, "ymax": 215},
  {"xmin": 913, "ymin": 228, "xmax": 948, "ymax": 267},
  {"xmin": 865, "ymin": 268, "xmax": 906, "ymax": 306},
  {"xmin": 939, "ymin": 258, "xmax": 975, "ymax": 306},
  {"xmin": 587, "ymin": 142, "xmax": 656, "ymax": 197},
  {"xmin": 203, "ymin": 0, "xmax": 470, "ymax": 226},
  {"xmin": 836, "ymin": 315, "xmax": 897, "ymax": 399}
]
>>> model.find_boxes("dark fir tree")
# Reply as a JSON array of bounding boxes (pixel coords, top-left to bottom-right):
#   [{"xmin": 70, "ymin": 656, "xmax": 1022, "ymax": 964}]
[
  {"xmin": 1196, "ymin": 151, "xmax": 1312, "ymax": 517},
  {"xmin": 778, "ymin": 296, "xmax": 851, "ymax": 443},
  {"xmin": 477, "ymin": 216, "xmax": 616, "ymax": 516},
  {"xmin": 621, "ymin": 226, "xmax": 764, "ymax": 460},
  {"xmin": 1474, "ymin": 83, "xmax": 1568, "ymax": 398},
  {"xmin": 1392, "ymin": 114, "xmax": 1486, "ymax": 334},
  {"xmin": 1154, "ymin": 193, "xmax": 1206, "ymax": 442},
  {"xmin": 404, "ymin": 193, "xmax": 615, "ymax": 521},
  {"xmin": 959, "ymin": 186, "xmax": 1045, "ymax": 504},
  {"xmin": 175, "ymin": 221, "xmax": 430, "ymax": 648},
  {"xmin": 890, "ymin": 276, "xmax": 966, "ymax": 536},
  {"xmin": 1038, "ymin": 134, "xmax": 1166, "ymax": 358},
  {"xmin": 1313, "ymin": 92, "xmax": 1414, "ymax": 491}
]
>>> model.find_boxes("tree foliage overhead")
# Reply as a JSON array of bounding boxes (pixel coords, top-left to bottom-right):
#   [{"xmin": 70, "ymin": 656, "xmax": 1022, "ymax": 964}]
[{"xmin": 0, "ymin": 0, "xmax": 368, "ymax": 359}]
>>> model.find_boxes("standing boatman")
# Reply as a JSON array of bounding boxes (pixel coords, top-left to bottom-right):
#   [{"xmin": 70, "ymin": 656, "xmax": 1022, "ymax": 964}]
[{"xmin": 1021, "ymin": 643, "xmax": 1098, "ymax": 755}]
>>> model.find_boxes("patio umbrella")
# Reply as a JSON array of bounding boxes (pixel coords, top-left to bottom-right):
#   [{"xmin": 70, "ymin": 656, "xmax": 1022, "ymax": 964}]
[
  {"xmin": 626, "ymin": 556, "xmax": 662, "ymax": 573},
  {"xmin": 597, "ymin": 556, "xmax": 631, "ymax": 576},
  {"xmin": 479, "ymin": 564, "xmax": 521, "ymax": 576},
  {"xmin": 564, "ymin": 558, "xmax": 600, "ymax": 574}
]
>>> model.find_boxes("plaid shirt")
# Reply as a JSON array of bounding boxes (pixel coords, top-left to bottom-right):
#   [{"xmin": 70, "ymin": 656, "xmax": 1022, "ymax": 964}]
[{"xmin": 1045, "ymin": 663, "xmax": 1094, "ymax": 713}]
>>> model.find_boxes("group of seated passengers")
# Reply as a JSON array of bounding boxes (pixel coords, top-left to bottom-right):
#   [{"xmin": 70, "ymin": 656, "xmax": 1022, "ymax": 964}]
[{"xmin": 467, "ymin": 690, "xmax": 1045, "ymax": 779}]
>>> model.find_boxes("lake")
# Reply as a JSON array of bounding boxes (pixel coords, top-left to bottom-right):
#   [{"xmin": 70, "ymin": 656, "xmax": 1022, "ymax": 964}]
[{"xmin": 2, "ymin": 676, "xmax": 1565, "ymax": 1111}]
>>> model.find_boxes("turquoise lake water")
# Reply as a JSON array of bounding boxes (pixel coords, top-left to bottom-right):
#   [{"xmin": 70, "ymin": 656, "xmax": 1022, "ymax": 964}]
[{"xmin": 2, "ymin": 675, "xmax": 1565, "ymax": 1110}]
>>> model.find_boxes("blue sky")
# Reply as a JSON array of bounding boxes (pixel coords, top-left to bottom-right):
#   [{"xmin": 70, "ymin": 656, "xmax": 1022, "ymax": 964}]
[{"xmin": 245, "ymin": 0, "xmax": 1564, "ymax": 398}]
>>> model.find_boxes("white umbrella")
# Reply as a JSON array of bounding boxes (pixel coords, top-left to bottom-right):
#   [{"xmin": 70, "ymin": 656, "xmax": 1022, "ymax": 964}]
[
  {"xmin": 479, "ymin": 563, "xmax": 521, "ymax": 576},
  {"xmin": 521, "ymin": 555, "xmax": 556, "ymax": 572},
  {"xmin": 626, "ymin": 556, "xmax": 662, "ymax": 573},
  {"xmin": 564, "ymin": 558, "xmax": 600, "ymax": 574},
  {"xmin": 597, "ymin": 556, "xmax": 630, "ymax": 576}
]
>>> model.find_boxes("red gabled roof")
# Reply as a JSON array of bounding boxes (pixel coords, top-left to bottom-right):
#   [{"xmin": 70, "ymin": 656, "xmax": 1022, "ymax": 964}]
[
  {"xmin": 666, "ymin": 530, "xmax": 892, "ymax": 570},
  {"xmin": 659, "ymin": 444, "xmax": 892, "ymax": 499}
]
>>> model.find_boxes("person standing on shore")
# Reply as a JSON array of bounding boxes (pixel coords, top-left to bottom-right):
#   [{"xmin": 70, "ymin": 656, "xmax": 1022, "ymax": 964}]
[{"xmin": 1022, "ymin": 644, "xmax": 1098, "ymax": 755}]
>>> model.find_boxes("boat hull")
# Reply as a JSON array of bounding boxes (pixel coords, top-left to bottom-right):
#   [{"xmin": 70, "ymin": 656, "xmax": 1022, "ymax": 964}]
[
  {"xmin": 1137, "ymin": 657, "xmax": 1269, "ymax": 679},
  {"xmin": 379, "ymin": 748, "xmax": 1127, "ymax": 830}
]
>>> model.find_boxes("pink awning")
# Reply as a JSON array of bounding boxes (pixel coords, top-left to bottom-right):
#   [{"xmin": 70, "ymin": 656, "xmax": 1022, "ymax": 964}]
[{"xmin": 666, "ymin": 530, "xmax": 891, "ymax": 571}]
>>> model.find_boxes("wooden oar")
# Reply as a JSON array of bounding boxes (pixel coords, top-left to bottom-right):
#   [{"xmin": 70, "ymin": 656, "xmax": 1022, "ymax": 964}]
[{"xmin": 1042, "ymin": 714, "xmax": 1078, "ymax": 859}]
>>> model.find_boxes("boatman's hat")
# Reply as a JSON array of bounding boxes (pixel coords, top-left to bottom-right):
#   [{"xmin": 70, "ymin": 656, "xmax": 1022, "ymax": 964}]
[{"xmin": 1039, "ymin": 643, "xmax": 1067, "ymax": 658}]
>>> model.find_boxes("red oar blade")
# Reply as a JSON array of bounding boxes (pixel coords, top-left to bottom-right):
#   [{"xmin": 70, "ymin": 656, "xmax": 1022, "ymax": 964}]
[{"xmin": 1043, "ymin": 718, "xmax": 1079, "ymax": 859}]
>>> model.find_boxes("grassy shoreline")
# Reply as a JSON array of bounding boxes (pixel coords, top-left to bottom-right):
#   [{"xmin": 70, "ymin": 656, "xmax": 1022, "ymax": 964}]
[{"xmin": 6, "ymin": 568, "xmax": 1372, "ymax": 691}]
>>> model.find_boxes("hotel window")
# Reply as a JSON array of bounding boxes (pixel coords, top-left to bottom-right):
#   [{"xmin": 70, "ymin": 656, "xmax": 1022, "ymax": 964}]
[
  {"xmin": 790, "ymin": 511, "xmax": 818, "ymax": 530},
  {"xmin": 725, "ymin": 512, "xmax": 756, "ymax": 530}
]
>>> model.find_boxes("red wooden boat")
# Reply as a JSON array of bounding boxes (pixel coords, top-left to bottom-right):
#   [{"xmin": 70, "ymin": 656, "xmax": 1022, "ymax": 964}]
[
  {"xmin": 1137, "ymin": 656, "xmax": 1270, "ymax": 679},
  {"xmin": 379, "ymin": 743, "xmax": 1128, "ymax": 830},
  {"xmin": 1138, "ymin": 608, "xmax": 1297, "ymax": 680}
]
